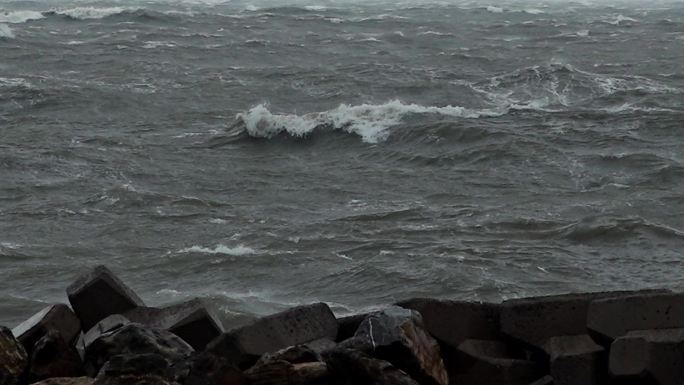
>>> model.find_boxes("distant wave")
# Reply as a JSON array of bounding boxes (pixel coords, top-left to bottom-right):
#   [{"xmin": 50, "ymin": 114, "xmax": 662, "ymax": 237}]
[
  {"xmin": 179, "ymin": 244, "xmax": 256, "ymax": 256},
  {"xmin": 0, "ymin": 10, "xmax": 45, "ymax": 23},
  {"xmin": 46, "ymin": 6, "xmax": 137, "ymax": 20},
  {"xmin": 0, "ymin": 23, "xmax": 13, "ymax": 38},
  {"xmin": 235, "ymin": 100, "xmax": 504, "ymax": 143}
]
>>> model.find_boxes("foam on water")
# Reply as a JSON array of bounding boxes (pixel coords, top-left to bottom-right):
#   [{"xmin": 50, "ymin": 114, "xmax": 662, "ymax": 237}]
[
  {"xmin": 237, "ymin": 100, "xmax": 504, "ymax": 143},
  {"xmin": 0, "ymin": 23, "xmax": 13, "ymax": 38},
  {"xmin": 179, "ymin": 244, "xmax": 257, "ymax": 255},
  {"xmin": 0, "ymin": 10, "xmax": 45, "ymax": 23},
  {"xmin": 51, "ymin": 6, "xmax": 132, "ymax": 20}
]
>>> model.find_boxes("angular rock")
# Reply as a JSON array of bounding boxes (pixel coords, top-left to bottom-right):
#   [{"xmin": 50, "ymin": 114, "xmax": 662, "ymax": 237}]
[
  {"xmin": 28, "ymin": 329, "xmax": 83, "ymax": 382},
  {"xmin": 97, "ymin": 353, "xmax": 171, "ymax": 378},
  {"xmin": 245, "ymin": 359, "xmax": 329, "ymax": 385},
  {"xmin": 31, "ymin": 377, "xmax": 94, "ymax": 385},
  {"xmin": 125, "ymin": 299, "xmax": 224, "ymax": 350},
  {"xmin": 67, "ymin": 265, "xmax": 144, "ymax": 331},
  {"xmin": 206, "ymin": 303, "xmax": 337, "ymax": 368},
  {"xmin": 335, "ymin": 313, "xmax": 373, "ymax": 342},
  {"xmin": 530, "ymin": 376, "xmax": 554, "ymax": 385},
  {"xmin": 545, "ymin": 334, "xmax": 605, "ymax": 385},
  {"xmin": 343, "ymin": 306, "xmax": 449, "ymax": 385},
  {"xmin": 12, "ymin": 304, "xmax": 81, "ymax": 354},
  {"xmin": 397, "ymin": 298, "xmax": 500, "ymax": 348},
  {"xmin": 500, "ymin": 290, "xmax": 667, "ymax": 351},
  {"xmin": 588, "ymin": 292, "xmax": 684, "ymax": 342},
  {"xmin": 609, "ymin": 328, "xmax": 684, "ymax": 385},
  {"xmin": 452, "ymin": 339, "xmax": 542, "ymax": 385},
  {"xmin": 181, "ymin": 352, "xmax": 245, "ymax": 385},
  {"xmin": 323, "ymin": 347, "xmax": 419, "ymax": 385},
  {"xmin": 83, "ymin": 315, "xmax": 131, "ymax": 348},
  {"xmin": 0, "ymin": 326, "xmax": 28, "ymax": 385},
  {"xmin": 84, "ymin": 323, "xmax": 193, "ymax": 376}
]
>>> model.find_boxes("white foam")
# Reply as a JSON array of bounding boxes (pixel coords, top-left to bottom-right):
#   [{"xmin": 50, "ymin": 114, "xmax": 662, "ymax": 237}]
[
  {"xmin": 52, "ymin": 7, "xmax": 131, "ymax": 20},
  {"xmin": 236, "ymin": 100, "xmax": 503, "ymax": 143},
  {"xmin": 486, "ymin": 6, "xmax": 504, "ymax": 13},
  {"xmin": 180, "ymin": 244, "xmax": 256, "ymax": 256},
  {"xmin": 0, "ymin": 10, "xmax": 44, "ymax": 24},
  {"xmin": 523, "ymin": 8, "xmax": 545, "ymax": 14},
  {"xmin": 0, "ymin": 23, "xmax": 13, "ymax": 38}
]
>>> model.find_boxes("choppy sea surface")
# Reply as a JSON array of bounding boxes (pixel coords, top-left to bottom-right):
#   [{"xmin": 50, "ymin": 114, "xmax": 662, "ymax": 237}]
[{"xmin": 1, "ymin": 0, "xmax": 684, "ymax": 327}]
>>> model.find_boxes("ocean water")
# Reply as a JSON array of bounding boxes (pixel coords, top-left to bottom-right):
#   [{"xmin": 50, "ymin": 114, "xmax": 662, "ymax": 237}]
[{"xmin": 1, "ymin": 0, "xmax": 683, "ymax": 327}]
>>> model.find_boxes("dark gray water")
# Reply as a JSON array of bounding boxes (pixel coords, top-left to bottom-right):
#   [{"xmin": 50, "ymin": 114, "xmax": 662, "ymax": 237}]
[{"xmin": 1, "ymin": 0, "xmax": 683, "ymax": 327}]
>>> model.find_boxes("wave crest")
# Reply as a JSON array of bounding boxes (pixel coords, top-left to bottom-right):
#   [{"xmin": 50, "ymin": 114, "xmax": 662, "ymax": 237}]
[
  {"xmin": 48, "ymin": 7, "xmax": 133, "ymax": 20},
  {"xmin": 236, "ymin": 100, "xmax": 503, "ymax": 143},
  {"xmin": 0, "ymin": 23, "xmax": 13, "ymax": 38},
  {"xmin": 0, "ymin": 10, "xmax": 44, "ymax": 23}
]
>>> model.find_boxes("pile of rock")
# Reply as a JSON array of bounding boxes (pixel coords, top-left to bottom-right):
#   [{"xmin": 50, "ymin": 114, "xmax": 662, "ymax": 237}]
[{"xmin": 2, "ymin": 266, "xmax": 684, "ymax": 385}]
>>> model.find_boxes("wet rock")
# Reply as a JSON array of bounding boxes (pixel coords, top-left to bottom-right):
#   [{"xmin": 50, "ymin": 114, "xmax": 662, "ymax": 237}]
[
  {"xmin": 323, "ymin": 347, "xmax": 419, "ymax": 385},
  {"xmin": 0, "ymin": 326, "xmax": 28, "ymax": 385},
  {"xmin": 206, "ymin": 303, "xmax": 337, "ymax": 368},
  {"xmin": 28, "ymin": 330, "xmax": 83, "ymax": 382},
  {"xmin": 92, "ymin": 374, "xmax": 181, "ymax": 385},
  {"xmin": 397, "ymin": 298, "xmax": 500, "ymax": 348},
  {"xmin": 335, "ymin": 313, "xmax": 373, "ymax": 342},
  {"xmin": 245, "ymin": 359, "xmax": 329, "ymax": 385},
  {"xmin": 84, "ymin": 323, "xmax": 193, "ymax": 376},
  {"xmin": 181, "ymin": 352, "xmax": 245, "ymax": 385},
  {"xmin": 83, "ymin": 315, "xmax": 131, "ymax": 348},
  {"xmin": 67, "ymin": 265, "xmax": 144, "ymax": 331},
  {"xmin": 125, "ymin": 299, "xmax": 224, "ymax": 350},
  {"xmin": 452, "ymin": 339, "xmax": 542, "ymax": 385},
  {"xmin": 587, "ymin": 292, "xmax": 684, "ymax": 342},
  {"xmin": 529, "ymin": 375, "xmax": 554, "ymax": 385},
  {"xmin": 31, "ymin": 377, "xmax": 94, "ymax": 385},
  {"xmin": 609, "ymin": 328, "xmax": 684, "ymax": 385},
  {"xmin": 12, "ymin": 304, "xmax": 81, "ymax": 354},
  {"xmin": 96, "ymin": 353, "xmax": 171, "ymax": 378},
  {"xmin": 342, "ymin": 306, "xmax": 448, "ymax": 385},
  {"xmin": 500, "ymin": 290, "xmax": 667, "ymax": 351},
  {"xmin": 545, "ymin": 334, "xmax": 605, "ymax": 385}
]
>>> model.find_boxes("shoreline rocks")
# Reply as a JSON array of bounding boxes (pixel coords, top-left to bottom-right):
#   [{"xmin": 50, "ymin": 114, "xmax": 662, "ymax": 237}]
[{"xmin": 4, "ymin": 265, "xmax": 684, "ymax": 385}]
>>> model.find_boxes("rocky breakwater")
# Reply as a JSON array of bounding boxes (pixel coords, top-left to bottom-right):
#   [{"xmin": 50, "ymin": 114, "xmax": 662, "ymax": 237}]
[{"xmin": 2, "ymin": 266, "xmax": 684, "ymax": 385}]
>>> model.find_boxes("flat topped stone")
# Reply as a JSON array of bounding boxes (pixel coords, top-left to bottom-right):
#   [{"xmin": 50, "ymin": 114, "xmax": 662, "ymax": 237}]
[
  {"xmin": 397, "ymin": 298, "xmax": 500, "ymax": 349},
  {"xmin": 454, "ymin": 339, "xmax": 542, "ymax": 385},
  {"xmin": 67, "ymin": 265, "xmax": 144, "ymax": 331},
  {"xmin": 501, "ymin": 290, "xmax": 669, "ymax": 351},
  {"xmin": 546, "ymin": 335, "xmax": 605, "ymax": 385},
  {"xmin": 207, "ymin": 302, "xmax": 337, "ymax": 368},
  {"xmin": 587, "ymin": 292, "xmax": 684, "ymax": 341},
  {"xmin": 610, "ymin": 328, "xmax": 684, "ymax": 385},
  {"xmin": 12, "ymin": 304, "xmax": 81, "ymax": 353}
]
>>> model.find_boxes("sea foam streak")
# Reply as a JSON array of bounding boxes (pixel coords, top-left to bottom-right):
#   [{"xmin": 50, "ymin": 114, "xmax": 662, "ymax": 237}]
[
  {"xmin": 237, "ymin": 100, "xmax": 503, "ymax": 143},
  {"xmin": 0, "ymin": 10, "xmax": 45, "ymax": 23},
  {"xmin": 179, "ymin": 244, "xmax": 256, "ymax": 256},
  {"xmin": 51, "ymin": 7, "xmax": 132, "ymax": 20},
  {"xmin": 0, "ymin": 24, "xmax": 13, "ymax": 38}
]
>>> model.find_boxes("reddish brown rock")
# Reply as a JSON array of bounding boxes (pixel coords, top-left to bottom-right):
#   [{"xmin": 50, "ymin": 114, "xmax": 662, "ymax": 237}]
[
  {"xmin": 397, "ymin": 298, "xmax": 500, "ymax": 348},
  {"xmin": 67, "ymin": 265, "xmax": 144, "ymax": 331},
  {"xmin": 0, "ymin": 326, "xmax": 28, "ymax": 385},
  {"xmin": 12, "ymin": 304, "xmax": 81, "ymax": 354},
  {"xmin": 545, "ymin": 334, "xmax": 605, "ymax": 385},
  {"xmin": 206, "ymin": 303, "xmax": 337, "ymax": 368},
  {"xmin": 588, "ymin": 292, "xmax": 684, "ymax": 342},
  {"xmin": 245, "ymin": 359, "xmax": 329, "ymax": 385}
]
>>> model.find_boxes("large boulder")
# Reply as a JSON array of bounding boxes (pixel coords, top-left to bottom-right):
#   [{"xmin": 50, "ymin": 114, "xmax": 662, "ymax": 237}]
[
  {"xmin": 545, "ymin": 334, "xmax": 605, "ymax": 385},
  {"xmin": 609, "ymin": 328, "xmax": 684, "ymax": 385},
  {"xmin": 67, "ymin": 265, "xmax": 144, "ymax": 331},
  {"xmin": 452, "ymin": 339, "xmax": 542, "ymax": 385},
  {"xmin": 181, "ymin": 352, "xmax": 246, "ymax": 385},
  {"xmin": 0, "ymin": 326, "xmax": 28, "ymax": 385},
  {"xmin": 84, "ymin": 323, "xmax": 193, "ymax": 376},
  {"xmin": 341, "ymin": 306, "xmax": 448, "ymax": 385},
  {"xmin": 587, "ymin": 292, "xmax": 684, "ymax": 342},
  {"xmin": 397, "ymin": 298, "xmax": 500, "ymax": 348},
  {"xmin": 335, "ymin": 313, "xmax": 374, "ymax": 342},
  {"xmin": 500, "ymin": 290, "xmax": 667, "ymax": 352},
  {"xmin": 12, "ymin": 304, "xmax": 81, "ymax": 354},
  {"xmin": 31, "ymin": 378, "xmax": 94, "ymax": 385},
  {"xmin": 28, "ymin": 330, "xmax": 83, "ymax": 382},
  {"xmin": 245, "ymin": 358, "xmax": 329, "ymax": 385},
  {"xmin": 125, "ymin": 298, "xmax": 224, "ymax": 350},
  {"xmin": 323, "ymin": 347, "xmax": 419, "ymax": 385},
  {"xmin": 206, "ymin": 303, "xmax": 337, "ymax": 368},
  {"xmin": 83, "ymin": 315, "xmax": 132, "ymax": 348}
]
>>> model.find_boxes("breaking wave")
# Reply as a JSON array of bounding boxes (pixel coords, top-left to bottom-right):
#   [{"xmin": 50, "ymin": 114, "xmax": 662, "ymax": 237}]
[
  {"xmin": 0, "ymin": 23, "xmax": 13, "ymax": 38},
  {"xmin": 47, "ymin": 7, "xmax": 136, "ymax": 20},
  {"xmin": 235, "ymin": 100, "xmax": 504, "ymax": 143},
  {"xmin": 0, "ymin": 10, "xmax": 45, "ymax": 23},
  {"xmin": 179, "ymin": 244, "xmax": 257, "ymax": 256}
]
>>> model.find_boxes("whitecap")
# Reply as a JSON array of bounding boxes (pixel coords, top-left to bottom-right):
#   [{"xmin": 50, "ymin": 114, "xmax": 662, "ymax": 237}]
[
  {"xmin": 236, "ymin": 100, "xmax": 504, "ymax": 144},
  {"xmin": 486, "ymin": 6, "xmax": 504, "ymax": 13},
  {"xmin": 179, "ymin": 244, "xmax": 256, "ymax": 256},
  {"xmin": 0, "ymin": 10, "xmax": 44, "ymax": 24},
  {"xmin": 523, "ymin": 9, "xmax": 545, "ymax": 14},
  {"xmin": 303, "ymin": 5, "xmax": 327, "ymax": 11},
  {"xmin": 52, "ymin": 7, "xmax": 132, "ymax": 20},
  {"xmin": 0, "ymin": 23, "xmax": 14, "ymax": 38}
]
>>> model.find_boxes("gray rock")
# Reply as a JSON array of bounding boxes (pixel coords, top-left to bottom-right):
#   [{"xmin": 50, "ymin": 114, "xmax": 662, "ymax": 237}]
[
  {"xmin": 529, "ymin": 375, "xmax": 554, "ymax": 385},
  {"xmin": 0, "ymin": 326, "xmax": 27, "ymax": 385},
  {"xmin": 545, "ymin": 334, "xmax": 605, "ymax": 385},
  {"xmin": 83, "ymin": 315, "xmax": 131, "ymax": 348},
  {"xmin": 588, "ymin": 292, "xmax": 684, "ymax": 342},
  {"xmin": 12, "ymin": 304, "xmax": 81, "ymax": 354},
  {"xmin": 609, "ymin": 328, "xmax": 684, "ymax": 385},
  {"xmin": 453, "ymin": 339, "xmax": 542, "ymax": 385},
  {"xmin": 397, "ymin": 298, "xmax": 500, "ymax": 348},
  {"xmin": 31, "ymin": 377, "xmax": 94, "ymax": 385},
  {"xmin": 343, "ymin": 306, "xmax": 449, "ymax": 385},
  {"xmin": 180, "ymin": 352, "xmax": 245, "ymax": 385},
  {"xmin": 84, "ymin": 323, "xmax": 193, "ymax": 376},
  {"xmin": 335, "ymin": 313, "xmax": 373, "ymax": 342},
  {"xmin": 501, "ymin": 290, "xmax": 668, "ymax": 351},
  {"xmin": 323, "ymin": 347, "xmax": 419, "ymax": 385},
  {"xmin": 67, "ymin": 265, "xmax": 144, "ymax": 331},
  {"xmin": 28, "ymin": 329, "xmax": 83, "ymax": 383},
  {"xmin": 206, "ymin": 303, "xmax": 337, "ymax": 368}
]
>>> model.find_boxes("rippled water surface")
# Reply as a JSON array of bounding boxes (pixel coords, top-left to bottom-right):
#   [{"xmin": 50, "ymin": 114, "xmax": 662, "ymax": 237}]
[{"xmin": 1, "ymin": 0, "xmax": 684, "ymax": 326}]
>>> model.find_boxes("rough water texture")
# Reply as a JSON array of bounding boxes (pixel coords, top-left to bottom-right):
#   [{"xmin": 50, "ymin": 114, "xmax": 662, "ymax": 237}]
[{"xmin": 1, "ymin": 0, "xmax": 683, "ymax": 327}]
